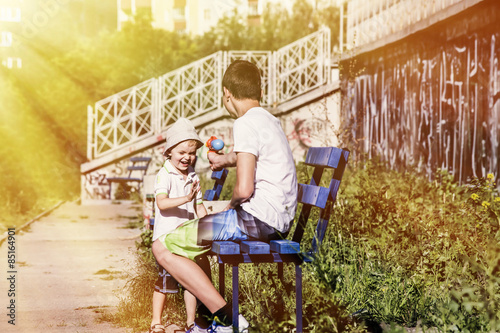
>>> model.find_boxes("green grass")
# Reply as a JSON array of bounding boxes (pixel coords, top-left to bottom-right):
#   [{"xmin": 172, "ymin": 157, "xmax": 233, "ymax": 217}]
[{"xmin": 110, "ymin": 159, "xmax": 500, "ymax": 332}]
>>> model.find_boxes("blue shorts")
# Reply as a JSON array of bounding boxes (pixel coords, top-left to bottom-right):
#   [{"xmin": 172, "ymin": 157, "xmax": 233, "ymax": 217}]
[{"xmin": 159, "ymin": 207, "xmax": 287, "ymax": 260}]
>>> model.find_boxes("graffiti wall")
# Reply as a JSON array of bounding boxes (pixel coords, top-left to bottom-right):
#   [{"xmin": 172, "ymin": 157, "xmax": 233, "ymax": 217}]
[
  {"xmin": 342, "ymin": 16, "xmax": 500, "ymax": 183},
  {"xmin": 81, "ymin": 92, "xmax": 341, "ymax": 201}
]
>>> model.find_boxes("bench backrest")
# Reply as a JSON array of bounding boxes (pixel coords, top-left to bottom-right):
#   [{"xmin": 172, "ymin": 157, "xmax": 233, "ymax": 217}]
[
  {"xmin": 204, "ymin": 146, "xmax": 349, "ymax": 253},
  {"xmin": 203, "ymin": 169, "xmax": 228, "ymax": 201},
  {"xmin": 125, "ymin": 156, "xmax": 152, "ymax": 179},
  {"xmin": 292, "ymin": 147, "xmax": 349, "ymax": 254}
]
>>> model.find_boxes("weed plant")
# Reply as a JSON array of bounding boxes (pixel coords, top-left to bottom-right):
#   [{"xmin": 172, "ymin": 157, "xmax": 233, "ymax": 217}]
[
  {"xmin": 312, "ymin": 159, "xmax": 500, "ymax": 331},
  {"xmin": 113, "ymin": 159, "xmax": 500, "ymax": 332}
]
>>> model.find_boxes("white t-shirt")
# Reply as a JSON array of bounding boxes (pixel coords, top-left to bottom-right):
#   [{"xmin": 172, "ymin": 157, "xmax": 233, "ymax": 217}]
[
  {"xmin": 153, "ymin": 160, "xmax": 203, "ymax": 241},
  {"xmin": 233, "ymin": 107, "xmax": 298, "ymax": 232}
]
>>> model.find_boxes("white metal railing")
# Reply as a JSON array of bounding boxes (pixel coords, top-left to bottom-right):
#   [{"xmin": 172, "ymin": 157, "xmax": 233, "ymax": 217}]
[
  {"xmin": 158, "ymin": 52, "xmax": 223, "ymax": 129},
  {"xmin": 275, "ymin": 29, "xmax": 330, "ymax": 102},
  {"xmin": 93, "ymin": 78, "xmax": 157, "ymax": 157},
  {"xmin": 88, "ymin": 28, "xmax": 331, "ymax": 160},
  {"xmin": 346, "ymin": 0, "xmax": 470, "ymax": 48}
]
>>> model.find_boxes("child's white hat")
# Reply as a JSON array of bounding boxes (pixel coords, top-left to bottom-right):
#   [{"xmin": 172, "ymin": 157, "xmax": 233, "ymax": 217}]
[{"xmin": 163, "ymin": 118, "xmax": 203, "ymax": 155}]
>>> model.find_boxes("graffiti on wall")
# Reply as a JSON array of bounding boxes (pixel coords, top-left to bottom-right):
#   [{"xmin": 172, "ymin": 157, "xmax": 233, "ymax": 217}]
[
  {"xmin": 343, "ymin": 31, "xmax": 500, "ymax": 183},
  {"xmin": 84, "ymin": 172, "xmax": 108, "ymax": 200}
]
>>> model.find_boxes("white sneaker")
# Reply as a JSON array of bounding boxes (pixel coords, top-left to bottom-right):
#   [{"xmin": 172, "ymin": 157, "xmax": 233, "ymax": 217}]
[
  {"xmin": 238, "ymin": 315, "xmax": 249, "ymax": 333},
  {"xmin": 210, "ymin": 314, "xmax": 249, "ymax": 333}
]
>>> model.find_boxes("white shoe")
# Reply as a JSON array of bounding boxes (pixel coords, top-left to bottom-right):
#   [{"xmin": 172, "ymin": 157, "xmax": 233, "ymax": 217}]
[
  {"xmin": 238, "ymin": 314, "xmax": 249, "ymax": 333},
  {"xmin": 210, "ymin": 314, "xmax": 249, "ymax": 332}
]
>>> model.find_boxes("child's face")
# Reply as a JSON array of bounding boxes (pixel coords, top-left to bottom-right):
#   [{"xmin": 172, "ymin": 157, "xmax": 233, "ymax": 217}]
[{"xmin": 168, "ymin": 140, "xmax": 198, "ymax": 175}]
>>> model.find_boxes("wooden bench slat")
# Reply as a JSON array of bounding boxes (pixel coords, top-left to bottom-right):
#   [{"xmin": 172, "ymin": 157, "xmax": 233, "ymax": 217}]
[
  {"xmin": 216, "ymin": 252, "xmax": 303, "ymax": 265},
  {"xmin": 304, "ymin": 147, "xmax": 333, "ymax": 166},
  {"xmin": 305, "ymin": 146, "xmax": 348, "ymax": 169},
  {"xmin": 203, "ymin": 183, "xmax": 225, "ymax": 201},
  {"xmin": 270, "ymin": 240, "xmax": 301, "ymax": 254},
  {"xmin": 128, "ymin": 165, "xmax": 149, "ymax": 171},
  {"xmin": 212, "ymin": 241, "xmax": 240, "ymax": 255},
  {"xmin": 297, "ymin": 183, "xmax": 329, "ymax": 208},
  {"xmin": 241, "ymin": 241, "xmax": 270, "ymax": 254},
  {"xmin": 203, "ymin": 190, "xmax": 217, "ymax": 201},
  {"xmin": 106, "ymin": 177, "xmax": 143, "ymax": 182},
  {"xmin": 211, "ymin": 169, "xmax": 228, "ymax": 180},
  {"xmin": 130, "ymin": 157, "xmax": 152, "ymax": 162}
]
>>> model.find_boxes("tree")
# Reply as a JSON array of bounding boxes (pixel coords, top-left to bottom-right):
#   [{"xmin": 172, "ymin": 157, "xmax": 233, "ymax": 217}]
[{"xmin": 0, "ymin": 0, "xmax": 341, "ymax": 219}]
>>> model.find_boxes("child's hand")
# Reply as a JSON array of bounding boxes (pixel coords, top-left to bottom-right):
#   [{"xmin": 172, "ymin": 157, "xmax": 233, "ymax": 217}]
[{"xmin": 187, "ymin": 180, "xmax": 201, "ymax": 201}]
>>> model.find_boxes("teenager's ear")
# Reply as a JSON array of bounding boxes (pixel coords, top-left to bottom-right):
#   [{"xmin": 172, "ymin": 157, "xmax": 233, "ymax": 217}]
[
  {"xmin": 260, "ymin": 89, "xmax": 263, "ymax": 100},
  {"xmin": 223, "ymin": 87, "xmax": 230, "ymax": 97}
]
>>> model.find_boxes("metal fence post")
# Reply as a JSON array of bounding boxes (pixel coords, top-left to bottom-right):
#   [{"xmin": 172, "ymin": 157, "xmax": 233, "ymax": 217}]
[{"xmin": 87, "ymin": 105, "xmax": 94, "ymax": 160}]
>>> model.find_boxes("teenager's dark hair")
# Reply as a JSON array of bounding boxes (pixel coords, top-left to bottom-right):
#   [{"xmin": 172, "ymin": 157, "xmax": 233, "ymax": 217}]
[{"xmin": 222, "ymin": 60, "xmax": 261, "ymax": 101}]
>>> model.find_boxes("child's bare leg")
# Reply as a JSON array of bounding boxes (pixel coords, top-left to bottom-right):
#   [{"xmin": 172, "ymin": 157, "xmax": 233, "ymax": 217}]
[
  {"xmin": 152, "ymin": 240, "xmax": 226, "ymax": 313},
  {"xmin": 184, "ymin": 290, "xmax": 196, "ymax": 327},
  {"xmin": 151, "ymin": 290, "xmax": 166, "ymax": 327}
]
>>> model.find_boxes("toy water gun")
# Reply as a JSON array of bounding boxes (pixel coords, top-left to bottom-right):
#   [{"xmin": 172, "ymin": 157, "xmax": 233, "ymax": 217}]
[{"xmin": 206, "ymin": 136, "xmax": 225, "ymax": 154}]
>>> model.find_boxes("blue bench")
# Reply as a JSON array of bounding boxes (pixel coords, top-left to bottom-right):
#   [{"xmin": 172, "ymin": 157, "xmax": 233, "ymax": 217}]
[
  {"xmin": 209, "ymin": 146, "xmax": 350, "ymax": 332},
  {"xmin": 203, "ymin": 169, "xmax": 229, "ymax": 201},
  {"xmin": 106, "ymin": 156, "xmax": 152, "ymax": 199}
]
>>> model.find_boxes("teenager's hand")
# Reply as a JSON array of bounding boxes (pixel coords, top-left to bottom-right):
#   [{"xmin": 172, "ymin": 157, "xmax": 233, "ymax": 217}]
[
  {"xmin": 208, "ymin": 151, "xmax": 225, "ymax": 171},
  {"xmin": 208, "ymin": 151, "xmax": 237, "ymax": 171}
]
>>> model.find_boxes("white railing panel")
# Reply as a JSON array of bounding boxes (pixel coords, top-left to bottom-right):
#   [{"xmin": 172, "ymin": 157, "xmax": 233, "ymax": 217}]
[
  {"xmin": 93, "ymin": 78, "xmax": 156, "ymax": 158},
  {"xmin": 275, "ymin": 28, "xmax": 330, "ymax": 103},
  {"xmin": 158, "ymin": 52, "xmax": 223, "ymax": 132},
  {"xmin": 346, "ymin": 0, "xmax": 473, "ymax": 48}
]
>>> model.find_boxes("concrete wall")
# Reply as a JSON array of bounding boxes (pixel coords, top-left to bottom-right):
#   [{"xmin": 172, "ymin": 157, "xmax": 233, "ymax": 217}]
[{"xmin": 341, "ymin": 0, "xmax": 500, "ymax": 183}]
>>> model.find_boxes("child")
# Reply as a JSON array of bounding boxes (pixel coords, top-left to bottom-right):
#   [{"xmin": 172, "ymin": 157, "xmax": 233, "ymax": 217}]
[{"xmin": 149, "ymin": 117, "xmax": 207, "ymax": 333}]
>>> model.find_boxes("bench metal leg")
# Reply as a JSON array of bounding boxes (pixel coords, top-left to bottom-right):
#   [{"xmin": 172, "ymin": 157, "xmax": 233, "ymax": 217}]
[
  {"xmin": 219, "ymin": 263, "xmax": 225, "ymax": 299},
  {"xmin": 232, "ymin": 264, "xmax": 239, "ymax": 329},
  {"xmin": 277, "ymin": 262, "xmax": 284, "ymax": 321},
  {"xmin": 296, "ymin": 264, "xmax": 303, "ymax": 333}
]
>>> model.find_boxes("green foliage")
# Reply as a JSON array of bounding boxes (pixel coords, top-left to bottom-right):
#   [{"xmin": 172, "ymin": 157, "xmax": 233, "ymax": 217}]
[
  {"xmin": 114, "ymin": 160, "xmax": 500, "ymax": 331},
  {"xmin": 196, "ymin": 0, "xmax": 339, "ymax": 53},
  {"xmin": 135, "ymin": 228, "xmax": 154, "ymax": 263},
  {"xmin": 113, "ymin": 183, "xmax": 142, "ymax": 202},
  {"xmin": 312, "ymin": 160, "xmax": 500, "ymax": 330}
]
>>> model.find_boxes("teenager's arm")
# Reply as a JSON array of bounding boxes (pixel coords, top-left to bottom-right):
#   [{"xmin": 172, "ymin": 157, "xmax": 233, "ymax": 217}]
[
  {"xmin": 208, "ymin": 151, "xmax": 237, "ymax": 171},
  {"xmin": 228, "ymin": 152, "xmax": 256, "ymax": 210}
]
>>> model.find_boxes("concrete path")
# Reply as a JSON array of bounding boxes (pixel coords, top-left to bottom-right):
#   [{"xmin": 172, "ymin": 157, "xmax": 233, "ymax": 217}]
[{"xmin": 0, "ymin": 201, "xmax": 143, "ymax": 333}]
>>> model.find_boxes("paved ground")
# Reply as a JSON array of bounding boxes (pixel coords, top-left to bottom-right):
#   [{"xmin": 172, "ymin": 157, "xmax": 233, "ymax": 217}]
[{"xmin": 0, "ymin": 201, "xmax": 145, "ymax": 333}]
